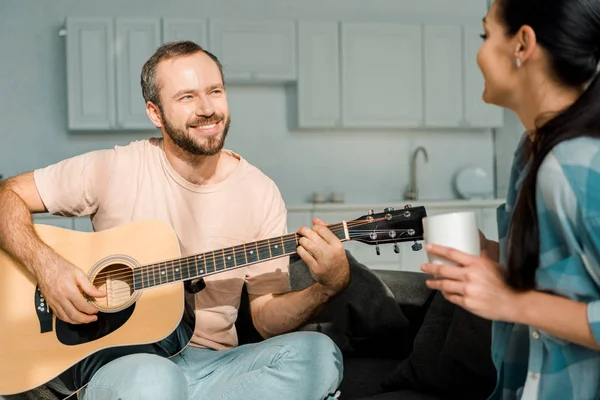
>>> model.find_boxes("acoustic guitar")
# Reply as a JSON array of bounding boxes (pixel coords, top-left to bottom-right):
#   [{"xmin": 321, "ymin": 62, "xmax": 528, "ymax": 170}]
[{"xmin": 0, "ymin": 205, "xmax": 426, "ymax": 397}]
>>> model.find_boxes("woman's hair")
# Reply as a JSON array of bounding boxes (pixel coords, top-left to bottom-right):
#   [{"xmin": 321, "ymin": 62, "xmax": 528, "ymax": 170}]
[{"xmin": 499, "ymin": 0, "xmax": 600, "ymax": 290}]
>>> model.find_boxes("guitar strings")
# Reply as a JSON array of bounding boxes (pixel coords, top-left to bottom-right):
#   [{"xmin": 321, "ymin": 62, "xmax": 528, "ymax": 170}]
[
  {"xmin": 97, "ymin": 228, "xmax": 421, "ymax": 296},
  {"xmin": 98, "ymin": 225, "xmax": 422, "ymax": 298},
  {"xmin": 86, "ymin": 215, "xmax": 419, "ymax": 289},
  {"xmin": 86, "ymin": 215, "xmax": 419, "ymax": 288},
  {"xmin": 88, "ymin": 218, "xmax": 380, "ymax": 283}
]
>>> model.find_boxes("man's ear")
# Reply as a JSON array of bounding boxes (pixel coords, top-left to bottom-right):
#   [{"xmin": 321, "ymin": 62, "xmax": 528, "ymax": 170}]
[{"xmin": 146, "ymin": 102, "xmax": 163, "ymax": 128}]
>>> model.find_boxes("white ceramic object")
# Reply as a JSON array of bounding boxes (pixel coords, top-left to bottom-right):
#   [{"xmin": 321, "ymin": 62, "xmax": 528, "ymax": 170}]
[
  {"xmin": 454, "ymin": 167, "xmax": 494, "ymax": 199},
  {"xmin": 422, "ymin": 211, "xmax": 480, "ymax": 265}
]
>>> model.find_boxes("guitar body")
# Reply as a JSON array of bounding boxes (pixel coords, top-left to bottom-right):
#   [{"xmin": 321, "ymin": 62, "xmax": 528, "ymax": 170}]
[
  {"xmin": 0, "ymin": 219, "xmax": 194, "ymax": 396},
  {"xmin": 0, "ymin": 205, "xmax": 427, "ymax": 397}
]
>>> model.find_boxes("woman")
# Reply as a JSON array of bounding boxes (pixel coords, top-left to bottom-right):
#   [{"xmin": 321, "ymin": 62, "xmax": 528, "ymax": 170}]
[{"xmin": 422, "ymin": 0, "xmax": 600, "ymax": 399}]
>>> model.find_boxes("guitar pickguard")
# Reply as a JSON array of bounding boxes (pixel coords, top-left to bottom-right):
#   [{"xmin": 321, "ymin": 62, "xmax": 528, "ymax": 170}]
[{"xmin": 55, "ymin": 305, "xmax": 135, "ymax": 346}]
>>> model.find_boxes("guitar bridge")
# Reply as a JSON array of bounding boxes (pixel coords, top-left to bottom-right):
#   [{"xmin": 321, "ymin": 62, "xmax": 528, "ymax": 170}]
[{"xmin": 35, "ymin": 285, "xmax": 53, "ymax": 333}]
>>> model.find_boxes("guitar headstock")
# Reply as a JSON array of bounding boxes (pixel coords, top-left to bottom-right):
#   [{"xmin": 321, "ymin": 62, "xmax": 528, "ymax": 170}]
[{"xmin": 346, "ymin": 205, "xmax": 427, "ymax": 254}]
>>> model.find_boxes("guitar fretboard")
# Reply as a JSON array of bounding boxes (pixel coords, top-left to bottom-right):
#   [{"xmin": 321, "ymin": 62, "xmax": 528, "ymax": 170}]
[{"xmin": 132, "ymin": 223, "xmax": 347, "ymax": 290}]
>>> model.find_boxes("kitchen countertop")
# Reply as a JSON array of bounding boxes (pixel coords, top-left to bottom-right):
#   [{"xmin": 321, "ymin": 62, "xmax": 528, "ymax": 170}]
[{"xmin": 287, "ymin": 198, "xmax": 505, "ymax": 212}]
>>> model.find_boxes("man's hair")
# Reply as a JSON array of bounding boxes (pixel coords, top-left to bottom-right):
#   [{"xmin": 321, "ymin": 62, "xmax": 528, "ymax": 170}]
[{"xmin": 140, "ymin": 40, "xmax": 224, "ymax": 109}]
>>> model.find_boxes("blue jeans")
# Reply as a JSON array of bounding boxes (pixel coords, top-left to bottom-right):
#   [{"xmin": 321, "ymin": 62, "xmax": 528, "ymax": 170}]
[{"xmin": 79, "ymin": 331, "xmax": 343, "ymax": 400}]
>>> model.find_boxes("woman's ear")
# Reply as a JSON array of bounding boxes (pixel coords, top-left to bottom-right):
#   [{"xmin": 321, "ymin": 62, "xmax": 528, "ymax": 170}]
[{"xmin": 515, "ymin": 25, "xmax": 537, "ymax": 65}]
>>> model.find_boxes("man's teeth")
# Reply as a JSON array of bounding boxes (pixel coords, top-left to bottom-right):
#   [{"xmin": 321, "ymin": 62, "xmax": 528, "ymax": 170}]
[{"xmin": 194, "ymin": 123, "xmax": 217, "ymax": 129}]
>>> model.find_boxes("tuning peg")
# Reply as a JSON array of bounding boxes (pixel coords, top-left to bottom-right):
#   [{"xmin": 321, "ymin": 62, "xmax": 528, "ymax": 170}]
[
  {"xmin": 411, "ymin": 241, "xmax": 423, "ymax": 251},
  {"xmin": 376, "ymin": 245, "xmax": 381, "ymax": 256},
  {"xmin": 384, "ymin": 207, "xmax": 394, "ymax": 213},
  {"xmin": 368, "ymin": 209, "xmax": 374, "ymax": 215},
  {"xmin": 393, "ymin": 243, "xmax": 400, "ymax": 254}
]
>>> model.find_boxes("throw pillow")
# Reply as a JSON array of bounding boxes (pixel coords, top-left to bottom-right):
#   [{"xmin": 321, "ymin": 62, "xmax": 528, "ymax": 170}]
[{"xmin": 289, "ymin": 250, "xmax": 410, "ymax": 353}]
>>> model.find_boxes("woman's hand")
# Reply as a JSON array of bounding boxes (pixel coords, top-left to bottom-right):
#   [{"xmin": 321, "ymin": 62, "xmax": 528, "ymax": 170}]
[{"xmin": 421, "ymin": 243, "xmax": 520, "ymax": 322}]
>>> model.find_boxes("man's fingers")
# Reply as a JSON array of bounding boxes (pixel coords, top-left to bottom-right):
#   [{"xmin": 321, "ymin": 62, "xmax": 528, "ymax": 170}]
[
  {"xmin": 299, "ymin": 237, "xmax": 322, "ymax": 260},
  {"xmin": 297, "ymin": 246, "xmax": 318, "ymax": 271},
  {"xmin": 77, "ymin": 273, "xmax": 106, "ymax": 298},
  {"xmin": 69, "ymin": 288, "xmax": 100, "ymax": 316},
  {"xmin": 64, "ymin": 299, "xmax": 97, "ymax": 324},
  {"xmin": 297, "ymin": 226, "xmax": 327, "ymax": 248},
  {"xmin": 313, "ymin": 217, "xmax": 328, "ymax": 226},
  {"xmin": 312, "ymin": 224, "xmax": 343, "ymax": 246}
]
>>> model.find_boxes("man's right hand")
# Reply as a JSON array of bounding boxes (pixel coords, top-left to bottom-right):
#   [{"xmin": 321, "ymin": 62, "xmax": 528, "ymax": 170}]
[{"xmin": 35, "ymin": 255, "xmax": 106, "ymax": 324}]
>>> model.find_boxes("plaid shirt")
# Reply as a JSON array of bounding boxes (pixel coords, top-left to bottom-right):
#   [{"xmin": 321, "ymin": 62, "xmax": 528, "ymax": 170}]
[{"xmin": 491, "ymin": 133, "xmax": 600, "ymax": 399}]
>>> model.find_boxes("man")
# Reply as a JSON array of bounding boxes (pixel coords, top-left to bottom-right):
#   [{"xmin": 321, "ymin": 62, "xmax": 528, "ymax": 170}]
[{"xmin": 0, "ymin": 41, "xmax": 349, "ymax": 399}]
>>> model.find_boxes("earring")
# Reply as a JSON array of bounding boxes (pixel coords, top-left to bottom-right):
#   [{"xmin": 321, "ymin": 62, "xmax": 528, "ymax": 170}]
[{"xmin": 516, "ymin": 58, "xmax": 521, "ymax": 68}]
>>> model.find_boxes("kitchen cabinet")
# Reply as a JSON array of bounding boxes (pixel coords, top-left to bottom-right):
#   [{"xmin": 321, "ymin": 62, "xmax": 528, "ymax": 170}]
[
  {"xmin": 162, "ymin": 19, "xmax": 208, "ymax": 47},
  {"xmin": 115, "ymin": 18, "xmax": 162, "ymax": 130},
  {"xmin": 423, "ymin": 25, "xmax": 464, "ymax": 127},
  {"xmin": 296, "ymin": 21, "xmax": 341, "ymax": 129},
  {"xmin": 65, "ymin": 17, "xmax": 116, "ymax": 130},
  {"xmin": 208, "ymin": 20, "xmax": 297, "ymax": 83},
  {"xmin": 65, "ymin": 17, "xmax": 161, "ymax": 131},
  {"xmin": 463, "ymin": 26, "xmax": 504, "ymax": 127},
  {"xmin": 340, "ymin": 23, "xmax": 423, "ymax": 128},
  {"xmin": 423, "ymin": 25, "xmax": 504, "ymax": 129}
]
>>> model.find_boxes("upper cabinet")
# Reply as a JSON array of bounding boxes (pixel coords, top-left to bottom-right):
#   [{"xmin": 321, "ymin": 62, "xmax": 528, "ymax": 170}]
[
  {"xmin": 423, "ymin": 25, "xmax": 464, "ymax": 127},
  {"xmin": 162, "ymin": 18, "xmax": 208, "ymax": 47},
  {"xmin": 115, "ymin": 19, "xmax": 162, "ymax": 130},
  {"xmin": 422, "ymin": 25, "xmax": 503, "ymax": 128},
  {"xmin": 208, "ymin": 20, "xmax": 297, "ymax": 83},
  {"xmin": 65, "ymin": 17, "xmax": 161, "ymax": 131},
  {"xmin": 341, "ymin": 23, "xmax": 423, "ymax": 128},
  {"xmin": 462, "ymin": 26, "xmax": 504, "ymax": 127},
  {"xmin": 64, "ymin": 17, "xmax": 503, "ymax": 131},
  {"xmin": 296, "ymin": 21, "xmax": 341, "ymax": 128},
  {"xmin": 65, "ymin": 18, "xmax": 116, "ymax": 130}
]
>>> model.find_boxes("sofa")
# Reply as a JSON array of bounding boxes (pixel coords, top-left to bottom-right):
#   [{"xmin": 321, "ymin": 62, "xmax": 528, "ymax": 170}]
[{"xmin": 2, "ymin": 251, "xmax": 496, "ymax": 400}]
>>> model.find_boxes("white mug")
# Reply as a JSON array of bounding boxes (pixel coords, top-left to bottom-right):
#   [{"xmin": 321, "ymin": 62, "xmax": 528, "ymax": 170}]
[{"xmin": 422, "ymin": 210, "xmax": 480, "ymax": 266}]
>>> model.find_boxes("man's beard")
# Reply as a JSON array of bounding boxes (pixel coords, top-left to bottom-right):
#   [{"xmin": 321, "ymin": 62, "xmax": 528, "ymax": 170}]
[{"xmin": 161, "ymin": 110, "xmax": 230, "ymax": 157}]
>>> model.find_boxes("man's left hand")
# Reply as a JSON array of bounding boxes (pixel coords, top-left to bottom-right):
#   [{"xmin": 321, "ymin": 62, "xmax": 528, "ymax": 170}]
[
  {"xmin": 297, "ymin": 218, "xmax": 350, "ymax": 298},
  {"xmin": 421, "ymin": 243, "xmax": 520, "ymax": 322}
]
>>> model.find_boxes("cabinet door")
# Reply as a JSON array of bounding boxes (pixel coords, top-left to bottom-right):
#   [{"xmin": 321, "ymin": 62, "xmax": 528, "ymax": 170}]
[
  {"xmin": 463, "ymin": 26, "xmax": 504, "ymax": 128},
  {"xmin": 208, "ymin": 20, "xmax": 297, "ymax": 83},
  {"xmin": 162, "ymin": 19, "xmax": 208, "ymax": 48},
  {"xmin": 341, "ymin": 23, "xmax": 423, "ymax": 128},
  {"xmin": 297, "ymin": 21, "xmax": 341, "ymax": 128},
  {"xmin": 423, "ymin": 25, "xmax": 464, "ymax": 128},
  {"xmin": 65, "ymin": 17, "xmax": 116, "ymax": 130},
  {"xmin": 115, "ymin": 18, "xmax": 162, "ymax": 129}
]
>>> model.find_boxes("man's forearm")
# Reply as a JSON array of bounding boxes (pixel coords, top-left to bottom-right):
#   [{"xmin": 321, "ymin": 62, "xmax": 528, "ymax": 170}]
[
  {"xmin": 0, "ymin": 183, "xmax": 51, "ymax": 276},
  {"xmin": 252, "ymin": 283, "xmax": 333, "ymax": 338}
]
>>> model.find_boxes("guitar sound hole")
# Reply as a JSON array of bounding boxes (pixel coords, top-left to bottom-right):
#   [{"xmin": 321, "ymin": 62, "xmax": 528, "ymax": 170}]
[{"xmin": 92, "ymin": 263, "xmax": 134, "ymax": 310}]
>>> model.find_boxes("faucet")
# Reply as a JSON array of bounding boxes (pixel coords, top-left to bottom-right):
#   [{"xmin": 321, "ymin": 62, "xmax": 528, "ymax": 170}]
[{"xmin": 404, "ymin": 146, "xmax": 428, "ymax": 200}]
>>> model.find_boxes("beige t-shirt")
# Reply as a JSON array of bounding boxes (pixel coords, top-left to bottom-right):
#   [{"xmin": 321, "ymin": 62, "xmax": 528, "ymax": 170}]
[{"xmin": 33, "ymin": 138, "xmax": 291, "ymax": 350}]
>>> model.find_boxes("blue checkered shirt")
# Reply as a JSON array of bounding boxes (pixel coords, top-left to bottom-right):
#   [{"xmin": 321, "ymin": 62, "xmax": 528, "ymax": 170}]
[{"xmin": 491, "ymin": 134, "xmax": 600, "ymax": 399}]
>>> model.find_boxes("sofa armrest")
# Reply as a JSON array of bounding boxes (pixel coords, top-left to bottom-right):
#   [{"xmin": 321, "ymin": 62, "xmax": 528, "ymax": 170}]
[{"xmin": 371, "ymin": 270, "xmax": 434, "ymax": 317}]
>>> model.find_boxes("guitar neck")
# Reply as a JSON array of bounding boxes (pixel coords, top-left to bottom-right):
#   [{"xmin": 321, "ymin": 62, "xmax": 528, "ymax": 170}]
[{"xmin": 132, "ymin": 222, "xmax": 349, "ymax": 290}]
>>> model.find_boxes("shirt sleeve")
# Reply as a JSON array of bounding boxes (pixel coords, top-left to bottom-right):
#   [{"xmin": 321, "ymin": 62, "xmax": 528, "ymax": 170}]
[
  {"xmin": 244, "ymin": 180, "xmax": 292, "ymax": 296},
  {"xmin": 33, "ymin": 148, "xmax": 115, "ymax": 217},
  {"xmin": 540, "ymin": 142, "xmax": 600, "ymax": 345}
]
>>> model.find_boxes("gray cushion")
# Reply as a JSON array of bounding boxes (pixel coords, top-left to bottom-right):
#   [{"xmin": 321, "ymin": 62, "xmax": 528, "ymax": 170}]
[{"xmin": 289, "ymin": 250, "xmax": 410, "ymax": 353}]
